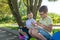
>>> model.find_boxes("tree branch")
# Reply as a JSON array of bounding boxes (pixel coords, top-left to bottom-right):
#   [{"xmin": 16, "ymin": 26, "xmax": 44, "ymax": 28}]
[
  {"xmin": 30, "ymin": 0, "xmax": 33, "ymax": 12},
  {"xmin": 34, "ymin": 0, "xmax": 38, "ymax": 6},
  {"xmin": 37, "ymin": 0, "xmax": 42, "ymax": 10},
  {"xmin": 23, "ymin": 0, "xmax": 28, "ymax": 7}
]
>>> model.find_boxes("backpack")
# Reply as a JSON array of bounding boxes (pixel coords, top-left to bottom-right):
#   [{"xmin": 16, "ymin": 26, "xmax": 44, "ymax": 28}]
[{"xmin": 19, "ymin": 33, "xmax": 25, "ymax": 40}]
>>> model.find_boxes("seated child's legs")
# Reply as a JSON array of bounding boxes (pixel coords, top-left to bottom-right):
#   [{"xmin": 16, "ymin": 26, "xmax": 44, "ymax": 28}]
[
  {"xmin": 28, "ymin": 29, "xmax": 32, "ymax": 35},
  {"xmin": 38, "ymin": 28, "xmax": 51, "ymax": 40},
  {"xmin": 18, "ymin": 27, "xmax": 31, "ymax": 39},
  {"xmin": 28, "ymin": 28, "xmax": 38, "ymax": 37},
  {"xmin": 31, "ymin": 29, "xmax": 47, "ymax": 40}
]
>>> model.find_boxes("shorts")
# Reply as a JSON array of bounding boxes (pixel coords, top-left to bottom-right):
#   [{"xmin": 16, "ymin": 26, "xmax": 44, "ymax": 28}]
[{"xmin": 38, "ymin": 28, "xmax": 51, "ymax": 40}]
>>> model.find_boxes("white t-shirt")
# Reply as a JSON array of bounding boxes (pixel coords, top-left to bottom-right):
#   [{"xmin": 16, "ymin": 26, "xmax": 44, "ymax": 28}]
[{"xmin": 26, "ymin": 18, "xmax": 36, "ymax": 28}]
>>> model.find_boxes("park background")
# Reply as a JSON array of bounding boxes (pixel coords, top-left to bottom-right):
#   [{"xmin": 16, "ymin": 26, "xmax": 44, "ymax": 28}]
[{"xmin": 0, "ymin": 0, "xmax": 60, "ymax": 40}]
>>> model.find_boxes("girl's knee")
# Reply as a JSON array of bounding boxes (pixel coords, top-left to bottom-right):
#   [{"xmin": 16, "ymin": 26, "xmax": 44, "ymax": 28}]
[{"xmin": 28, "ymin": 30, "xmax": 32, "ymax": 35}]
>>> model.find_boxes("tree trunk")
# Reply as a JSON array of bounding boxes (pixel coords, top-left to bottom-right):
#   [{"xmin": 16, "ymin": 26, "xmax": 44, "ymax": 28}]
[
  {"xmin": 8, "ymin": 0, "xmax": 24, "ymax": 27},
  {"xmin": 27, "ymin": 6, "xmax": 30, "ymax": 14},
  {"xmin": 33, "ymin": 10, "xmax": 37, "ymax": 19}
]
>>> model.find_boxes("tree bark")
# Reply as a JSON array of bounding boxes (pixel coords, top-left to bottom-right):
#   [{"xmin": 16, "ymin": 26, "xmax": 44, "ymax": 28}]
[{"xmin": 8, "ymin": 0, "xmax": 24, "ymax": 27}]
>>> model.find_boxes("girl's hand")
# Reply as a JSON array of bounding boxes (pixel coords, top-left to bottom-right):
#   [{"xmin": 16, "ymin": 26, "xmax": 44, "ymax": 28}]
[{"xmin": 31, "ymin": 22, "xmax": 37, "ymax": 26}]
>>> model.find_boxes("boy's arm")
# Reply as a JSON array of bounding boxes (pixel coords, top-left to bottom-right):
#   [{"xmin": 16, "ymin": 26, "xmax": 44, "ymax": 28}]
[
  {"xmin": 37, "ymin": 22, "xmax": 52, "ymax": 32},
  {"xmin": 43, "ymin": 24, "xmax": 52, "ymax": 32},
  {"xmin": 43, "ymin": 18, "xmax": 53, "ymax": 32}
]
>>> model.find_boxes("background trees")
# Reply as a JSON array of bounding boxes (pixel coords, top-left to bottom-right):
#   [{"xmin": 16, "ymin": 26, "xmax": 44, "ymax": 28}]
[
  {"xmin": 0, "ymin": 0, "xmax": 59, "ymax": 27},
  {"xmin": 23, "ymin": 0, "xmax": 42, "ymax": 19}
]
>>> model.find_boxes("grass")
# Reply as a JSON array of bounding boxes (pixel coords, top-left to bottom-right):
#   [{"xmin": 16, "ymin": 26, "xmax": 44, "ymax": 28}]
[
  {"xmin": 0, "ymin": 23, "xmax": 60, "ymax": 33},
  {"xmin": 0, "ymin": 24, "xmax": 60, "ymax": 35},
  {"xmin": 0, "ymin": 23, "xmax": 60, "ymax": 40}
]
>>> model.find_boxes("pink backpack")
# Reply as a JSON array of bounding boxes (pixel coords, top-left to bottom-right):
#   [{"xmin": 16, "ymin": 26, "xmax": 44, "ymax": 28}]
[{"xmin": 19, "ymin": 34, "xmax": 25, "ymax": 40}]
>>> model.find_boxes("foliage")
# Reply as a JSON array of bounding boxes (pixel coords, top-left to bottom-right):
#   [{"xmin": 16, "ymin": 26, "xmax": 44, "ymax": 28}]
[
  {"xmin": 0, "ymin": 0, "xmax": 60, "ymax": 25},
  {"xmin": 0, "ymin": 0, "xmax": 16, "ymax": 23},
  {"xmin": 48, "ymin": 13, "xmax": 60, "ymax": 24},
  {"xmin": 52, "ymin": 29, "xmax": 60, "ymax": 34}
]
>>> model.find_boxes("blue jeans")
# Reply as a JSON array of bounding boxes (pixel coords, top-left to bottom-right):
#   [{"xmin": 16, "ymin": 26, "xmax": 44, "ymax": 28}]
[
  {"xmin": 24, "ymin": 35, "xmax": 29, "ymax": 40},
  {"xmin": 38, "ymin": 28, "xmax": 51, "ymax": 40}
]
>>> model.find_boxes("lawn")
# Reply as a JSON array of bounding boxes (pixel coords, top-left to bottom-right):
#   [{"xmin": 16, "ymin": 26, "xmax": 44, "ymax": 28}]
[{"xmin": 0, "ymin": 23, "xmax": 60, "ymax": 40}]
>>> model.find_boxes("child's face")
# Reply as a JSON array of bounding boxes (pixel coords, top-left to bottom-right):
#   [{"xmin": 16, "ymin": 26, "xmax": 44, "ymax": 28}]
[
  {"xmin": 27, "ymin": 13, "xmax": 33, "ymax": 19},
  {"xmin": 40, "ymin": 12, "xmax": 47, "ymax": 18}
]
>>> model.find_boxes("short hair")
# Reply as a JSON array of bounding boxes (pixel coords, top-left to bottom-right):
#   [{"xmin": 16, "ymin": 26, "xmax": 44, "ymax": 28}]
[
  {"xmin": 27, "ymin": 11, "xmax": 32, "ymax": 15},
  {"xmin": 39, "ymin": 5, "xmax": 48, "ymax": 12}
]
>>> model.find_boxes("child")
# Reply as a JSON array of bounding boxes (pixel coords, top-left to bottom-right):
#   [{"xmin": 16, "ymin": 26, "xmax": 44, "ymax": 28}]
[
  {"xmin": 25, "ymin": 11, "xmax": 36, "ymax": 36},
  {"xmin": 30, "ymin": 5, "xmax": 53, "ymax": 40},
  {"xmin": 18, "ymin": 11, "xmax": 35, "ymax": 40}
]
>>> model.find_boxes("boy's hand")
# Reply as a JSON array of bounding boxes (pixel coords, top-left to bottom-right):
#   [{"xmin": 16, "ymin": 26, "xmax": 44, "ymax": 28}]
[{"xmin": 37, "ymin": 22, "xmax": 45, "ymax": 28}]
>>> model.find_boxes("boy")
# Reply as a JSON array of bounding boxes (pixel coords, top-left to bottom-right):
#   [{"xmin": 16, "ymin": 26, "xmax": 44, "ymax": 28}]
[
  {"xmin": 18, "ymin": 11, "xmax": 36, "ymax": 40},
  {"xmin": 31, "ymin": 5, "xmax": 53, "ymax": 40}
]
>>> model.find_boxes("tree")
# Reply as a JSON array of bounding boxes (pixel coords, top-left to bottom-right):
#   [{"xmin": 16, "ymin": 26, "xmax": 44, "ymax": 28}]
[
  {"xmin": 0, "ymin": 0, "xmax": 13, "ymax": 23},
  {"xmin": 23, "ymin": 0, "xmax": 42, "ymax": 19},
  {"xmin": 8, "ymin": 0, "xmax": 24, "ymax": 27}
]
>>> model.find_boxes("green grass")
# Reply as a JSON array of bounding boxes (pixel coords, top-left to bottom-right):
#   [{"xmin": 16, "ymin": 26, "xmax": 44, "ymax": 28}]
[
  {"xmin": 30, "ymin": 38, "xmax": 37, "ymax": 40},
  {"xmin": 0, "ymin": 23, "xmax": 60, "ymax": 34},
  {"xmin": 0, "ymin": 23, "xmax": 60, "ymax": 40},
  {"xmin": 52, "ymin": 29, "xmax": 60, "ymax": 34}
]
